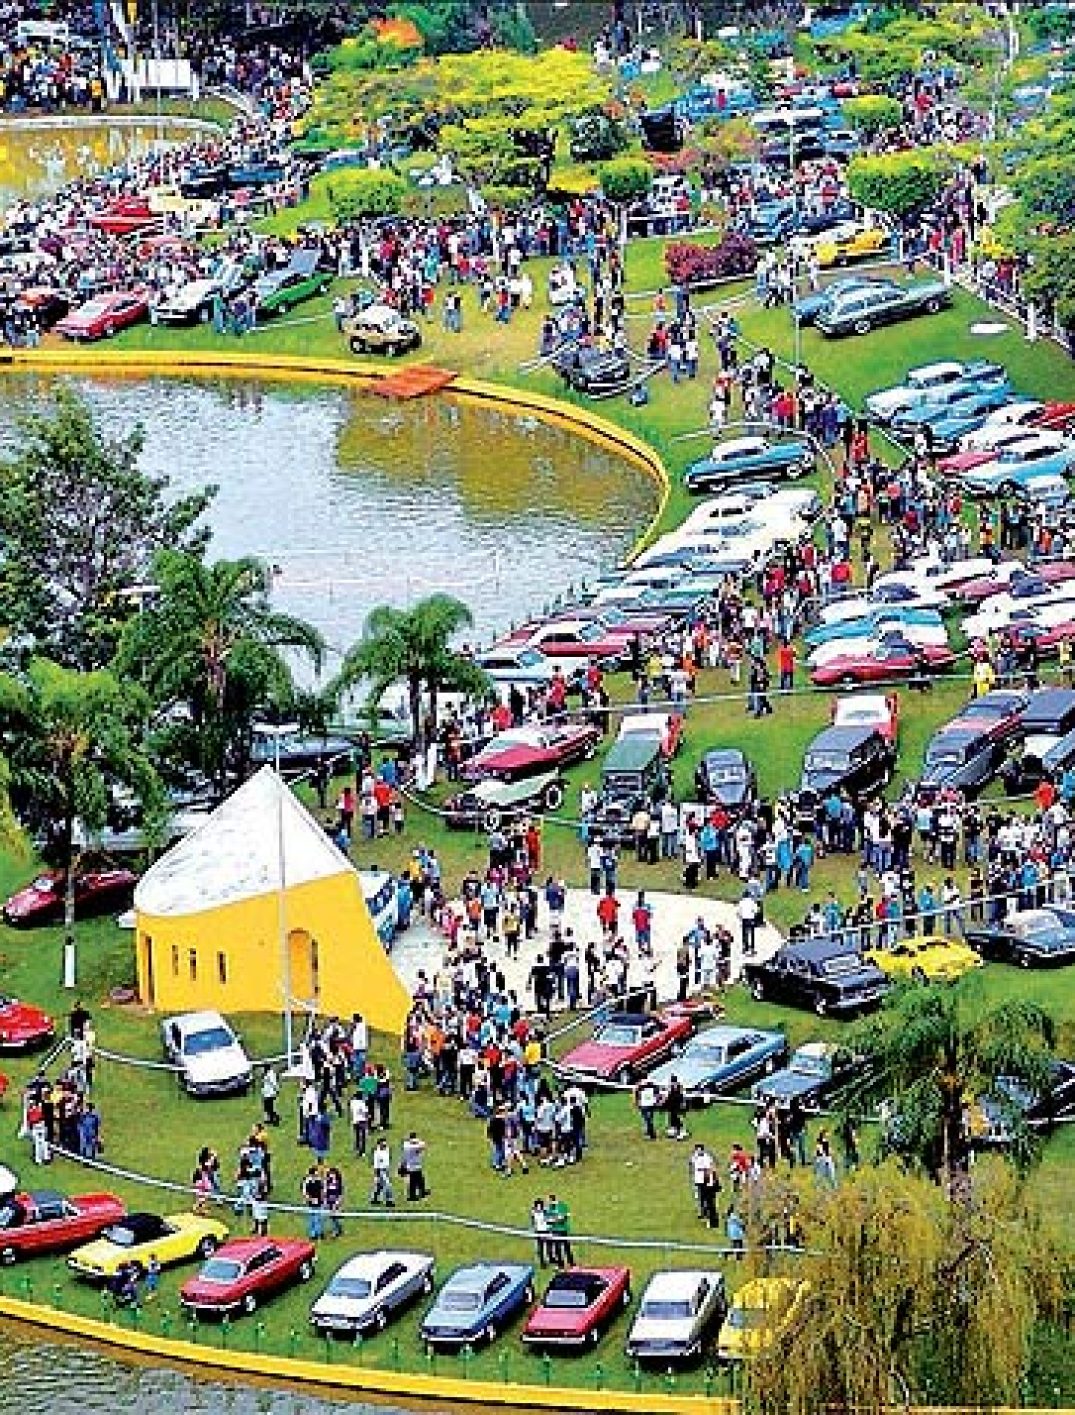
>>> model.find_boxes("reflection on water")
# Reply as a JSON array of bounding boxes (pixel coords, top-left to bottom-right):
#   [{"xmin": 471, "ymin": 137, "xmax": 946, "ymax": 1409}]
[
  {"xmin": 0, "ymin": 121, "xmax": 190, "ymax": 206},
  {"xmin": 0, "ymin": 376, "xmax": 655, "ymax": 671},
  {"xmin": 0, "ymin": 1322, "xmax": 396, "ymax": 1415}
]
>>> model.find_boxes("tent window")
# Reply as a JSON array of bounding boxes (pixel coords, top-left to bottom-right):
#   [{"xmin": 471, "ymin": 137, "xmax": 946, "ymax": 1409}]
[
  {"xmin": 217, "ymin": 951, "xmax": 228, "ymax": 985},
  {"xmin": 188, "ymin": 948, "xmax": 197, "ymax": 982},
  {"xmin": 171, "ymin": 945, "xmax": 179, "ymax": 977}
]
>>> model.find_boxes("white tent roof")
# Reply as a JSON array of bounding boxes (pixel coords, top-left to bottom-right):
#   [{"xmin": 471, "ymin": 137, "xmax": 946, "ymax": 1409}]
[{"xmin": 135, "ymin": 766, "xmax": 352, "ymax": 919}]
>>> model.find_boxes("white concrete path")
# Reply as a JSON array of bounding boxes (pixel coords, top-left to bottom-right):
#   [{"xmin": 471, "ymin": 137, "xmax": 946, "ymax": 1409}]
[{"xmin": 391, "ymin": 887, "xmax": 785, "ymax": 1012}]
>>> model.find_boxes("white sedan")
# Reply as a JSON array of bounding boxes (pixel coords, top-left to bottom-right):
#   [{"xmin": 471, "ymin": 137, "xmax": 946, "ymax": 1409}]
[
  {"xmin": 808, "ymin": 623, "xmax": 949, "ymax": 669},
  {"xmin": 963, "ymin": 587, "xmax": 1075, "ymax": 641},
  {"xmin": 310, "ymin": 1250, "xmax": 436, "ymax": 1336}
]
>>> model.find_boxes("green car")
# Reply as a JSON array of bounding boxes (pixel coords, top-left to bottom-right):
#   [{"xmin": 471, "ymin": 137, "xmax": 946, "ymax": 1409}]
[{"xmin": 253, "ymin": 249, "xmax": 331, "ymax": 316}]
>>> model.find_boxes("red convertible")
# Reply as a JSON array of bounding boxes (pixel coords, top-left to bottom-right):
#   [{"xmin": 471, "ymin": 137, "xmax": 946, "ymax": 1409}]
[
  {"xmin": 3, "ymin": 866, "xmax": 137, "ymax": 927},
  {"xmin": 0, "ymin": 997, "xmax": 55, "ymax": 1051},
  {"xmin": 809, "ymin": 638, "xmax": 955, "ymax": 688},
  {"xmin": 558, "ymin": 1009, "xmax": 695, "ymax": 1084},
  {"xmin": 180, "ymin": 1236, "xmax": 316, "ymax": 1316},
  {"xmin": 55, "ymin": 292, "xmax": 149, "ymax": 342},
  {"xmin": 87, "ymin": 197, "xmax": 160, "ymax": 236},
  {"xmin": 461, "ymin": 722, "xmax": 600, "ymax": 783},
  {"xmin": 522, "ymin": 1266, "xmax": 632, "ymax": 1348},
  {"xmin": 0, "ymin": 1189, "xmax": 126, "ymax": 1264}
]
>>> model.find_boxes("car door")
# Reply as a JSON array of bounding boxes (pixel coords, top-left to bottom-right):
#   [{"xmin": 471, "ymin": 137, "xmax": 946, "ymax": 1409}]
[
  {"xmin": 872, "ymin": 287, "xmax": 905, "ymax": 328},
  {"xmin": 723, "ymin": 1034, "xmax": 758, "ymax": 1085},
  {"xmin": 485, "ymin": 1271, "xmax": 511, "ymax": 1324}
]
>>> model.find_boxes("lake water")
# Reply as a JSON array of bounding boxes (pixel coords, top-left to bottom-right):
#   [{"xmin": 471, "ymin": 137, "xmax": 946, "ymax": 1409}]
[{"xmin": 0, "ymin": 119, "xmax": 194, "ymax": 207}]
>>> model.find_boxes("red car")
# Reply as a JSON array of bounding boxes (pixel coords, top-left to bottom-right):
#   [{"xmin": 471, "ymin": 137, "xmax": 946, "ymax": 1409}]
[
  {"xmin": 1006, "ymin": 617, "xmax": 1075, "ymax": 658},
  {"xmin": 522, "ymin": 1266, "xmax": 632, "ymax": 1349},
  {"xmin": 87, "ymin": 197, "xmax": 160, "ymax": 235},
  {"xmin": 497, "ymin": 618, "xmax": 633, "ymax": 666},
  {"xmin": 954, "ymin": 561, "xmax": 1075, "ymax": 605},
  {"xmin": 55, "ymin": 292, "xmax": 149, "ymax": 342},
  {"xmin": 12, "ymin": 287, "xmax": 70, "ymax": 329},
  {"xmin": 0, "ymin": 1189, "xmax": 126, "ymax": 1264},
  {"xmin": 809, "ymin": 638, "xmax": 955, "ymax": 688},
  {"xmin": 3, "ymin": 866, "xmax": 138, "ymax": 927},
  {"xmin": 179, "ymin": 1236, "xmax": 316, "ymax": 1316},
  {"xmin": 558, "ymin": 1009, "xmax": 695, "ymax": 1084},
  {"xmin": 461, "ymin": 722, "xmax": 600, "ymax": 783},
  {"xmin": 0, "ymin": 997, "xmax": 55, "ymax": 1051}
]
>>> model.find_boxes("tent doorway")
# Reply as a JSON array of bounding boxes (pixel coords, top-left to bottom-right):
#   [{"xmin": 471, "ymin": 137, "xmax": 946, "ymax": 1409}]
[{"xmin": 288, "ymin": 928, "xmax": 320, "ymax": 1009}]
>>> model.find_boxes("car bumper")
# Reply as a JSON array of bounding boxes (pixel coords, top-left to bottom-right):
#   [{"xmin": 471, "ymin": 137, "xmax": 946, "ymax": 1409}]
[
  {"xmin": 626, "ymin": 1339, "xmax": 700, "ymax": 1361},
  {"xmin": 522, "ymin": 1330, "xmax": 592, "ymax": 1347},
  {"xmin": 183, "ymin": 1074, "xmax": 252, "ymax": 1097}
]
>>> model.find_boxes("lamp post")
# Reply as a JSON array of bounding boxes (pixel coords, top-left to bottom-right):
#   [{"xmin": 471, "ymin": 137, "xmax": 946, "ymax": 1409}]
[{"xmin": 254, "ymin": 722, "xmax": 299, "ymax": 1068}]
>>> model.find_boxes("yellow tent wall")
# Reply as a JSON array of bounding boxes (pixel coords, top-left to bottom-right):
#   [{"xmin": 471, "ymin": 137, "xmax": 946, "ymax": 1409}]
[{"xmin": 135, "ymin": 870, "xmax": 411, "ymax": 1035}]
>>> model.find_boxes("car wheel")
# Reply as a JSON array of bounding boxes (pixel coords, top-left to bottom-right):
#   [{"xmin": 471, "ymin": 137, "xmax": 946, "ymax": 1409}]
[
  {"xmin": 750, "ymin": 979, "xmax": 766, "ymax": 1002},
  {"xmin": 299, "ymin": 1259, "xmax": 314, "ymax": 1282},
  {"xmin": 375, "ymin": 1308, "xmax": 388, "ymax": 1332},
  {"xmin": 197, "ymin": 1235, "xmax": 219, "ymax": 1259},
  {"xmin": 349, "ymin": 337, "xmax": 368, "ymax": 355},
  {"xmin": 853, "ymin": 318, "xmax": 871, "ymax": 335},
  {"xmin": 104, "ymin": 323, "xmax": 115, "ymax": 337},
  {"xmin": 422, "ymin": 1272, "xmax": 434, "ymax": 1295},
  {"xmin": 623, "ymin": 1287, "xmax": 633, "ymax": 1308},
  {"xmin": 0, "ymin": 1246, "xmax": 16, "ymax": 1265},
  {"xmin": 483, "ymin": 808, "xmax": 503, "ymax": 832},
  {"xmin": 925, "ymin": 298, "xmax": 941, "ymax": 314},
  {"xmin": 484, "ymin": 1321, "xmax": 497, "ymax": 1343},
  {"xmin": 1018, "ymin": 953, "xmax": 1031, "ymax": 969},
  {"xmin": 815, "ymin": 997, "xmax": 829, "ymax": 1018},
  {"xmin": 242, "ymin": 1292, "xmax": 257, "ymax": 1315},
  {"xmin": 542, "ymin": 781, "xmax": 565, "ymax": 812},
  {"xmin": 840, "ymin": 673, "xmax": 858, "ymax": 687}
]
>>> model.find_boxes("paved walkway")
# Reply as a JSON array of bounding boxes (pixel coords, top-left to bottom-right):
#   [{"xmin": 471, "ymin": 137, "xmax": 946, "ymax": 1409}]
[{"xmin": 390, "ymin": 887, "xmax": 785, "ymax": 1013}]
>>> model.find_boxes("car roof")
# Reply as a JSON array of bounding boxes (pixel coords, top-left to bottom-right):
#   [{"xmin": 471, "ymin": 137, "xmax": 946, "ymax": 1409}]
[
  {"xmin": 779, "ymin": 938, "xmax": 862, "ymax": 962},
  {"xmin": 603, "ymin": 736, "xmax": 663, "ymax": 772},
  {"xmin": 791, "ymin": 1040, "xmax": 834, "ymax": 1060},
  {"xmin": 165, "ymin": 1010, "xmax": 230, "ymax": 1033},
  {"xmin": 446, "ymin": 1262, "xmax": 528, "ymax": 1289},
  {"xmin": 604, "ymin": 1012, "xmax": 657, "ymax": 1027},
  {"xmin": 703, "ymin": 746, "xmax": 748, "ymax": 765},
  {"xmin": 213, "ymin": 1237, "xmax": 275, "ymax": 1259},
  {"xmin": 644, "ymin": 1270, "xmax": 721, "ymax": 1297},
  {"xmin": 336, "ymin": 1249, "xmax": 430, "ymax": 1275},
  {"xmin": 1022, "ymin": 688, "xmax": 1075, "ymax": 724},
  {"xmin": 713, "ymin": 436, "xmax": 768, "ymax": 456},
  {"xmin": 692, "ymin": 1024, "xmax": 775, "ymax": 1046}
]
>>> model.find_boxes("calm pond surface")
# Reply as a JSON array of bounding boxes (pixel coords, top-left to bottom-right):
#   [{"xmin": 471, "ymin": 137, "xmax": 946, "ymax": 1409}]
[
  {"xmin": 0, "ymin": 118, "xmax": 192, "ymax": 206},
  {"xmin": 0, "ymin": 374, "xmax": 657, "ymax": 673}
]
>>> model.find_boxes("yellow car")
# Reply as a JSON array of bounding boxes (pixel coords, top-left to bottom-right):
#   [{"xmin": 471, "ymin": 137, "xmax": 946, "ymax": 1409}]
[
  {"xmin": 865, "ymin": 934, "xmax": 983, "ymax": 985},
  {"xmin": 717, "ymin": 1277, "xmax": 812, "ymax": 1362},
  {"xmin": 815, "ymin": 224, "xmax": 889, "ymax": 268},
  {"xmin": 67, "ymin": 1210, "xmax": 229, "ymax": 1280}
]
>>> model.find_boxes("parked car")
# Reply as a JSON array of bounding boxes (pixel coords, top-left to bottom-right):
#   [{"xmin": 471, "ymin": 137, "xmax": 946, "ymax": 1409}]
[
  {"xmin": 68, "ymin": 1211, "xmax": 228, "ymax": 1280},
  {"xmin": 615, "ymin": 710, "xmax": 683, "ymax": 758},
  {"xmin": 865, "ymin": 934, "xmax": 983, "ymax": 984},
  {"xmin": 942, "ymin": 427, "xmax": 1071, "ymax": 474},
  {"xmin": 744, "ymin": 940, "xmax": 891, "ymax": 1017},
  {"xmin": 717, "ymin": 1278, "xmax": 812, "ymax": 1362},
  {"xmin": 0, "ymin": 997, "xmax": 55, "ymax": 1051},
  {"xmin": 443, "ymin": 772, "xmax": 565, "ymax": 830},
  {"xmin": 558, "ymin": 1009, "xmax": 696, "ymax": 1084},
  {"xmin": 180, "ymin": 1237, "xmax": 316, "ymax": 1316},
  {"xmin": 3, "ymin": 866, "xmax": 138, "ymax": 926},
  {"xmin": 585, "ymin": 734, "xmax": 670, "ymax": 846},
  {"xmin": 954, "ymin": 558, "xmax": 1075, "ymax": 604},
  {"xmin": 804, "ymin": 605, "xmax": 943, "ymax": 648},
  {"xmin": 959, "ymin": 399, "xmax": 1075, "ymax": 448},
  {"xmin": 460, "ymin": 722, "xmax": 600, "ymax": 783},
  {"xmin": 683, "ymin": 436, "xmax": 813, "ymax": 494},
  {"xmin": 971, "ymin": 1060, "xmax": 1075, "ymax": 1145},
  {"xmin": 793, "ymin": 275, "xmax": 901, "ymax": 326},
  {"xmin": 346, "ymin": 303, "xmax": 422, "ymax": 356},
  {"xmin": 965, "ymin": 907, "xmax": 1075, "ymax": 968},
  {"xmin": 161, "ymin": 1011, "xmax": 253, "ymax": 1097},
  {"xmin": 420, "ymin": 1262, "xmax": 535, "ymax": 1349},
  {"xmin": 815, "ymin": 278, "xmax": 950, "ymax": 337},
  {"xmin": 522, "ymin": 1266, "xmax": 632, "ymax": 1349},
  {"xmin": 155, "ymin": 278, "xmax": 219, "ymax": 325},
  {"xmin": 812, "ymin": 223, "xmax": 889, "ymax": 267},
  {"xmin": 554, "ymin": 343, "xmax": 632, "ymax": 397},
  {"xmin": 798, "ymin": 724, "xmax": 894, "ymax": 802},
  {"xmin": 11, "ymin": 286, "xmax": 69, "ymax": 328},
  {"xmin": 310, "ymin": 1250, "xmax": 436, "ymax": 1337},
  {"xmin": 808, "ymin": 636, "xmax": 955, "ymax": 687},
  {"xmin": 646, "ymin": 1025, "xmax": 787, "ymax": 1103},
  {"xmin": 87, "ymin": 197, "xmax": 159, "ymax": 235},
  {"xmin": 948, "ymin": 689, "xmax": 1028, "ymax": 742},
  {"xmin": 0, "ymin": 1188, "xmax": 126, "ymax": 1264},
  {"xmin": 248, "ymin": 730, "xmax": 357, "ymax": 778},
  {"xmin": 55, "ymin": 291, "xmax": 148, "ymax": 341},
  {"xmin": 864, "ymin": 359, "xmax": 1007, "ymax": 424},
  {"xmin": 959, "ymin": 441, "xmax": 1075, "ymax": 497},
  {"xmin": 253, "ymin": 250, "xmax": 331, "ymax": 316},
  {"xmin": 751, "ymin": 1041, "xmax": 860, "ymax": 1110},
  {"xmin": 890, "ymin": 383, "xmax": 1014, "ymax": 440},
  {"xmin": 830, "ymin": 691, "xmax": 899, "ymax": 743},
  {"xmin": 496, "ymin": 617, "xmax": 633, "ymax": 667},
  {"xmin": 475, "ymin": 645, "xmax": 560, "ymax": 691},
  {"xmin": 694, "ymin": 746, "xmax": 757, "ymax": 813},
  {"xmin": 916, "ymin": 724, "xmax": 1006, "ymax": 800},
  {"xmin": 625, "ymin": 1270, "xmax": 727, "ymax": 1363}
]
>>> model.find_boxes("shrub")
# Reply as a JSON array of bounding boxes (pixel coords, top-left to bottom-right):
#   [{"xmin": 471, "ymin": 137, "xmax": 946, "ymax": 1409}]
[
  {"xmin": 599, "ymin": 156, "xmax": 653, "ymax": 205},
  {"xmin": 326, "ymin": 168, "xmax": 408, "ymax": 222},
  {"xmin": 664, "ymin": 232, "xmax": 758, "ymax": 286}
]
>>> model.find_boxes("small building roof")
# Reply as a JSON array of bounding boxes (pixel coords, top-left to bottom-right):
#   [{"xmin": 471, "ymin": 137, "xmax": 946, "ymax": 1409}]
[{"xmin": 135, "ymin": 766, "xmax": 350, "ymax": 919}]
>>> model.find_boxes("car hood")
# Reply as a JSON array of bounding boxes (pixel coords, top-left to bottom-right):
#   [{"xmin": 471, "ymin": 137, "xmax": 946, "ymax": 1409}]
[
  {"xmin": 755, "ymin": 1070, "xmax": 821, "ymax": 1101},
  {"xmin": 180, "ymin": 1275, "xmax": 237, "ymax": 1304},
  {"xmin": 525, "ymin": 1306, "xmax": 591, "ymax": 1335},
  {"xmin": 2, "ymin": 887, "xmax": 49, "ymax": 916},
  {"xmin": 647, "ymin": 1056, "xmax": 716, "ymax": 1091},
  {"xmin": 311, "ymin": 1291, "xmax": 378, "ymax": 1322},
  {"xmin": 560, "ymin": 1041, "xmax": 629, "ymax": 1076},
  {"xmin": 422, "ymin": 1307, "xmax": 485, "ymax": 1334},
  {"xmin": 629, "ymin": 1314, "xmax": 695, "ymax": 1344},
  {"xmin": 183, "ymin": 1045, "xmax": 251, "ymax": 1085}
]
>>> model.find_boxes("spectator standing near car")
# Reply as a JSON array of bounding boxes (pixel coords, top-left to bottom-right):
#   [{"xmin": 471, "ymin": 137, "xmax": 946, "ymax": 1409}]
[
  {"xmin": 401, "ymin": 1132, "xmax": 429, "ymax": 1200},
  {"xmin": 301, "ymin": 1163, "xmax": 324, "ymax": 1241},
  {"xmin": 635, "ymin": 1078, "xmax": 659, "ymax": 1140},
  {"xmin": 546, "ymin": 1194, "xmax": 574, "ymax": 1267}
]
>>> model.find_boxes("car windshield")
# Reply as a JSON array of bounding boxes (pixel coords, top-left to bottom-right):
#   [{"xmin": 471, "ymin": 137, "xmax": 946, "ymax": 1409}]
[
  {"xmin": 726, "ymin": 1307, "xmax": 769, "ymax": 1331},
  {"xmin": 545, "ymin": 1288, "xmax": 591, "ymax": 1309},
  {"xmin": 804, "ymin": 752, "xmax": 849, "ymax": 772},
  {"xmin": 926, "ymin": 748, "xmax": 964, "ymax": 768},
  {"xmin": 199, "ymin": 1258, "xmax": 243, "ymax": 1283},
  {"xmin": 689, "ymin": 1043, "xmax": 729, "ymax": 1064},
  {"xmin": 791, "ymin": 1051, "xmax": 831, "ymax": 1078},
  {"xmin": 32, "ymin": 877, "xmax": 56, "ymax": 893},
  {"xmin": 596, "ymin": 1025, "xmax": 643, "ymax": 1047},
  {"xmin": 578, "ymin": 623, "xmax": 605, "ymax": 643},
  {"xmin": 516, "ymin": 649, "xmax": 544, "ymax": 667},
  {"xmin": 329, "ymin": 1276, "xmax": 373, "ymax": 1299},
  {"xmin": 102, "ymin": 1224, "xmax": 143, "ymax": 1246},
  {"xmin": 184, "ymin": 1027, "xmax": 234, "ymax": 1055},
  {"xmin": 641, "ymin": 1299, "xmax": 692, "ymax": 1320},
  {"xmin": 440, "ymin": 1291, "xmax": 481, "ymax": 1313},
  {"xmin": 708, "ymin": 764, "xmax": 745, "ymax": 783},
  {"xmin": 820, "ymin": 955, "xmax": 864, "ymax": 978}
]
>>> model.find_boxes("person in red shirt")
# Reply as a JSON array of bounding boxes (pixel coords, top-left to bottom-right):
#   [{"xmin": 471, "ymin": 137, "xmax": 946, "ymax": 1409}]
[
  {"xmin": 596, "ymin": 890, "xmax": 620, "ymax": 940},
  {"xmin": 373, "ymin": 778, "xmax": 391, "ymax": 836},
  {"xmin": 776, "ymin": 640, "xmax": 796, "ymax": 691}
]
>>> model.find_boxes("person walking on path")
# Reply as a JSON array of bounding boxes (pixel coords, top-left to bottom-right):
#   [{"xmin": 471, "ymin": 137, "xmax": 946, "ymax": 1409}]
[{"xmin": 370, "ymin": 1137, "xmax": 395, "ymax": 1206}]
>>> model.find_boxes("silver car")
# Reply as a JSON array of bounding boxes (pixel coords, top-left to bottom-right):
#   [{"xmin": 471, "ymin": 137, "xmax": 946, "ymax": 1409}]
[{"xmin": 625, "ymin": 1270, "xmax": 727, "ymax": 1363}]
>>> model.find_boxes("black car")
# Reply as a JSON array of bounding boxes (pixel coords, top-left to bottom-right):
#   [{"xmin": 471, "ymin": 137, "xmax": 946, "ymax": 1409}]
[
  {"xmin": 743, "ymin": 940, "xmax": 891, "ymax": 1018},
  {"xmin": 553, "ymin": 343, "xmax": 632, "ymax": 398},
  {"xmin": 248, "ymin": 731, "xmax": 356, "ymax": 779},
  {"xmin": 798, "ymin": 725, "xmax": 894, "ymax": 804},
  {"xmin": 639, "ymin": 106, "xmax": 685, "ymax": 153},
  {"xmin": 694, "ymin": 747, "xmax": 757, "ymax": 815},
  {"xmin": 915, "ymin": 725, "xmax": 1005, "ymax": 802},
  {"xmin": 751, "ymin": 1041, "xmax": 861, "ymax": 1110},
  {"xmin": 974, "ymin": 1061, "xmax": 1075, "ymax": 1145},
  {"xmin": 815, "ymin": 279, "xmax": 951, "ymax": 337},
  {"xmin": 790, "ymin": 200, "xmax": 857, "ymax": 237},
  {"xmin": 793, "ymin": 276, "xmax": 901, "ymax": 327},
  {"xmin": 965, "ymin": 907, "xmax": 1075, "ymax": 968},
  {"xmin": 1017, "ymin": 687, "xmax": 1075, "ymax": 741}
]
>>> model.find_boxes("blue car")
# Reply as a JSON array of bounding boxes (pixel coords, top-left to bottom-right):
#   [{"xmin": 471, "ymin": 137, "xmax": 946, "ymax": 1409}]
[
  {"xmin": 683, "ymin": 435, "xmax": 813, "ymax": 494},
  {"xmin": 891, "ymin": 381, "xmax": 1014, "ymax": 438},
  {"xmin": 961, "ymin": 445, "xmax": 1075, "ymax": 498},
  {"xmin": 646, "ymin": 1025, "xmax": 786, "ymax": 1103},
  {"xmin": 420, "ymin": 1263, "xmax": 535, "ymax": 1349},
  {"xmin": 903, "ymin": 388, "xmax": 1017, "ymax": 452},
  {"xmin": 805, "ymin": 606, "xmax": 943, "ymax": 648}
]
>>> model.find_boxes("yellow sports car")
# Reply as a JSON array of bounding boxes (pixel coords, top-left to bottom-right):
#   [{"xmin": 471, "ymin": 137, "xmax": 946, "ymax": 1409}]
[
  {"xmin": 815, "ymin": 224, "xmax": 889, "ymax": 267},
  {"xmin": 717, "ymin": 1278, "xmax": 812, "ymax": 1362},
  {"xmin": 866, "ymin": 934, "xmax": 983, "ymax": 985},
  {"xmin": 67, "ymin": 1210, "xmax": 229, "ymax": 1280}
]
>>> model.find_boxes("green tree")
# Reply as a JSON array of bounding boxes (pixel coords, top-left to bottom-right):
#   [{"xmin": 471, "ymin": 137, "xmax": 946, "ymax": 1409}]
[
  {"xmin": 1022, "ymin": 232, "xmax": 1075, "ymax": 328},
  {"xmin": 0, "ymin": 658, "xmax": 161, "ymax": 982},
  {"xmin": 847, "ymin": 986, "xmax": 1056, "ymax": 1187},
  {"xmin": 1013, "ymin": 153, "xmax": 1075, "ymax": 228},
  {"xmin": 843, "ymin": 94, "xmax": 905, "ymax": 138},
  {"xmin": 847, "ymin": 151, "xmax": 947, "ymax": 222},
  {"xmin": 332, "ymin": 594, "xmax": 489, "ymax": 744},
  {"xmin": 0, "ymin": 389, "xmax": 214, "ymax": 670},
  {"xmin": 599, "ymin": 156, "xmax": 653, "ymax": 205},
  {"xmin": 118, "ymin": 551, "xmax": 325, "ymax": 793},
  {"xmin": 326, "ymin": 168, "xmax": 408, "ymax": 222}
]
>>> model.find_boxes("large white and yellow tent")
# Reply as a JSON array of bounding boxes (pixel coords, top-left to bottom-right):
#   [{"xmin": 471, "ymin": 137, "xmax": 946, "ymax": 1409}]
[{"xmin": 133, "ymin": 767, "xmax": 411, "ymax": 1034}]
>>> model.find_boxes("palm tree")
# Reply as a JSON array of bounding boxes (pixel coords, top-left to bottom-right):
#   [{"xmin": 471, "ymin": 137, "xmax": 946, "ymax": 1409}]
[
  {"xmin": 846, "ymin": 983, "xmax": 1057, "ymax": 1191},
  {"xmin": 118, "ymin": 551, "xmax": 325, "ymax": 791},
  {"xmin": 332, "ymin": 594, "xmax": 489, "ymax": 745}
]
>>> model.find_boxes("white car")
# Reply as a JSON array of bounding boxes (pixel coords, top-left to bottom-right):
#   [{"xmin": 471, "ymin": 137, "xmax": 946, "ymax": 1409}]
[
  {"xmin": 959, "ymin": 405, "xmax": 1057, "ymax": 450},
  {"xmin": 863, "ymin": 360, "xmax": 1006, "ymax": 423},
  {"xmin": 807, "ymin": 623, "xmax": 949, "ymax": 668},
  {"xmin": 475, "ymin": 645, "xmax": 562, "ymax": 689},
  {"xmin": 817, "ymin": 584, "xmax": 947, "ymax": 624},
  {"xmin": 873, "ymin": 554, "xmax": 994, "ymax": 597},
  {"xmin": 963, "ymin": 587, "xmax": 1075, "ymax": 641},
  {"xmin": 155, "ymin": 278, "xmax": 219, "ymax": 325},
  {"xmin": 831, "ymin": 692, "xmax": 897, "ymax": 740},
  {"xmin": 591, "ymin": 571, "xmax": 728, "ymax": 607},
  {"xmin": 616, "ymin": 711, "xmax": 680, "ymax": 754},
  {"xmin": 625, "ymin": 1270, "xmax": 727, "ymax": 1363},
  {"xmin": 161, "ymin": 1011, "xmax": 252, "ymax": 1097},
  {"xmin": 310, "ymin": 1250, "xmax": 436, "ymax": 1336}
]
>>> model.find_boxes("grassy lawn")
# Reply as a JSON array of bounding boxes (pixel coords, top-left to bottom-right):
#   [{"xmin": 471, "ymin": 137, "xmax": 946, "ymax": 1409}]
[{"xmin": 13, "ymin": 230, "xmax": 1075, "ymax": 1393}]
